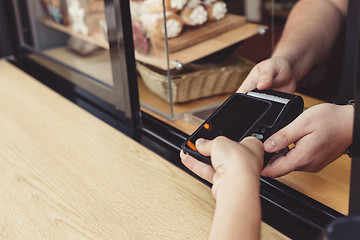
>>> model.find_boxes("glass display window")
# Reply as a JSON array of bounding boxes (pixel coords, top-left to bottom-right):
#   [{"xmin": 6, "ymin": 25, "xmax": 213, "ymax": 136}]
[
  {"xmin": 129, "ymin": 0, "xmax": 269, "ymax": 135},
  {"xmin": 20, "ymin": 0, "xmax": 114, "ymax": 104}
]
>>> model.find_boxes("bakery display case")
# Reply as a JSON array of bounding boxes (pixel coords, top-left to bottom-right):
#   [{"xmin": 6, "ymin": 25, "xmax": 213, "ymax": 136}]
[{"xmin": 128, "ymin": 0, "xmax": 270, "ymax": 134}]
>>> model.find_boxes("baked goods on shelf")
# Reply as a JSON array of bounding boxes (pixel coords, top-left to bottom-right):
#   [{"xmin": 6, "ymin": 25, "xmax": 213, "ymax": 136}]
[
  {"xmin": 132, "ymin": 21, "xmax": 149, "ymax": 54},
  {"xmin": 129, "ymin": 0, "xmax": 232, "ymax": 53},
  {"xmin": 180, "ymin": 1, "xmax": 208, "ymax": 26},
  {"xmin": 39, "ymin": 0, "xmax": 108, "ymax": 50},
  {"xmin": 39, "ymin": 0, "xmax": 69, "ymax": 25},
  {"xmin": 144, "ymin": 0, "xmax": 188, "ymax": 13},
  {"xmin": 68, "ymin": 0, "xmax": 89, "ymax": 35},
  {"xmin": 204, "ymin": 0, "xmax": 227, "ymax": 21},
  {"xmin": 140, "ymin": 12, "xmax": 184, "ymax": 39},
  {"xmin": 67, "ymin": 0, "xmax": 105, "ymax": 36}
]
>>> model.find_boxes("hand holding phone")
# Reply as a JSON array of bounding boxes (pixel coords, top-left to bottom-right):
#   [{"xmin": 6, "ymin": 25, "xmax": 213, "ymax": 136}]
[
  {"xmin": 181, "ymin": 93, "xmax": 272, "ymax": 164},
  {"xmin": 181, "ymin": 90, "xmax": 304, "ymax": 166}
]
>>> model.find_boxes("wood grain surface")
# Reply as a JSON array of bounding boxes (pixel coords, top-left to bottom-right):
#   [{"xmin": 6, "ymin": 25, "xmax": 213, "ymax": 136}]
[{"xmin": 0, "ymin": 60, "xmax": 287, "ymax": 239}]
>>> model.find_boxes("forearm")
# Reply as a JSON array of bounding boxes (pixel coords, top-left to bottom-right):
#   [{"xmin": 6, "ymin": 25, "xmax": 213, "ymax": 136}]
[
  {"xmin": 272, "ymin": 0, "xmax": 347, "ymax": 81},
  {"xmin": 209, "ymin": 175, "xmax": 261, "ymax": 240}
]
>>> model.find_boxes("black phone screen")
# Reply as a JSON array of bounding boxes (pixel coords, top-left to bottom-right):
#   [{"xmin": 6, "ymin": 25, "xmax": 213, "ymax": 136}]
[{"xmin": 183, "ymin": 93, "xmax": 271, "ymax": 154}]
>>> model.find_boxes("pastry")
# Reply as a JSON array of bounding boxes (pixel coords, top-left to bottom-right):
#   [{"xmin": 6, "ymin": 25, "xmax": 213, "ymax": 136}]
[
  {"xmin": 167, "ymin": 0, "xmax": 188, "ymax": 12},
  {"xmin": 204, "ymin": 0, "xmax": 227, "ymax": 21},
  {"xmin": 141, "ymin": 12, "xmax": 183, "ymax": 39},
  {"xmin": 68, "ymin": 0, "xmax": 88, "ymax": 35},
  {"xmin": 132, "ymin": 21, "xmax": 149, "ymax": 54},
  {"xmin": 180, "ymin": 1, "xmax": 208, "ymax": 26},
  {"xmin": 144, "ymin": 0, "xmax": 188, "ymax": 13},
  {"xmin": 130, "ymin": 1, "xmax": 143, "ymax": 21}
]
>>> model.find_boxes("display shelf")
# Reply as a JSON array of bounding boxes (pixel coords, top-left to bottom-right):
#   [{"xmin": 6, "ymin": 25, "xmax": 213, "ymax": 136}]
[
  {"xmin": 40, "ymin": 18, "xmax": 109, "ymax": 49},
  {"xmin": 40, "ymin": 17, "xmax": 267, "ymax": 70},
  {"xmin": 150, "ymin": 14, "xmax": 247, "ymax": 53},
  {"xmin": 136, "ymin": 22, "xmax": 267, "ymax": 70}
]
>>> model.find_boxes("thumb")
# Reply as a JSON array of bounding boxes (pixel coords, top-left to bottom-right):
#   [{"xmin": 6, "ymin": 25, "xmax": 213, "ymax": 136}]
[
  {"xmin": 240, "ymin": 136, "xmax": 264, "ymax": 159},
  {"xmin": 195, "ymin": 138, "xmax": 213, "ymax": 156},
  {"xmin": 256, "ymin": 64, "xmax": 279, "ymax": 90}
]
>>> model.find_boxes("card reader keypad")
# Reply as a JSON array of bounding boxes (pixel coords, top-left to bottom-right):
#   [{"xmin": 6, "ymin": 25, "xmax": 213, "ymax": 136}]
[
  {"xmin": 251, "ymin": 133, "xmax": 264, "ymax": 140},
  {"xmin": 251, "ymin": 125, "xmax": 272, "ymax": 141}
]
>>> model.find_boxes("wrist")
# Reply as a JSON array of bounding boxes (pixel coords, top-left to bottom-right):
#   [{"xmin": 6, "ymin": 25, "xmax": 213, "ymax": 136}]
[
  {"xmin": 270, "ymin": 51, "xmax": 299, "ymax": 83},
  {"xmin": 343, "ymin": 104, "xmax": 355, "ymax": 143},
  {"xmin": 344, "ymin": 101, "xmax": 355, "ymax": 157},
  {"xmin": 212, "ymin": 172, "xmax": 260, "ymax": 201},
  {"xmin": 271, "ymin": 46, "xmax": 296, "ymax": 68},
  {"xmin": 209, "ymin": 175, "xmax": 261, "ymax": 240},
  {"xmin": 271, "ymin": 44, "xmax": 314, "ymax": 82}
]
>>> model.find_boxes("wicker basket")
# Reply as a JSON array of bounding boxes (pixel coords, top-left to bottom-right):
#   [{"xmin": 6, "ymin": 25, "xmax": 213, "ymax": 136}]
[{"xmin": 136, "ymin": 56, "xmax": 255, "ymax": 103}]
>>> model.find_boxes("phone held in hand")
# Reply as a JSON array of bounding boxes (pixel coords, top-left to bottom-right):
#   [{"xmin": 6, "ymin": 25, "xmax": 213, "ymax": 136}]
[{"xmin": 181, "ymin": 90, "xmax": 304, "ymax": 166}]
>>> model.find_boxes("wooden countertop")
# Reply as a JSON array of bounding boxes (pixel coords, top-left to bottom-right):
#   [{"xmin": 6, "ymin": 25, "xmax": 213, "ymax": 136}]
[{"xmin": 0, "ymin": 60, "xmax": 287, "ymax": 239}]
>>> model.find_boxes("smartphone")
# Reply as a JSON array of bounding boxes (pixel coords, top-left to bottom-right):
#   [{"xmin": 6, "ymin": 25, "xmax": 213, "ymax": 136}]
[
  {"xmin": 181, "ymin": 93, "xmax": 272, "ymax": 165},
  {"xmin": 181, "ymin": 90, "xmax": 304, "ymax": 166}
]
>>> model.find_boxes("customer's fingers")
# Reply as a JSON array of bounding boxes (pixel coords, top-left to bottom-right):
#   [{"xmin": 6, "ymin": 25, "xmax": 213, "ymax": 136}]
[
  {"xmin": 180, "ymin": 150, "xmax": 215, "ymax": 183},
  {"xmin": 240, "ymin": 136, "xmax": 264, "ymax": 160}
]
